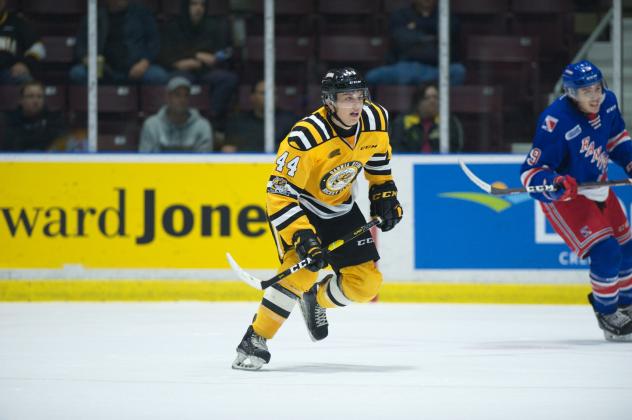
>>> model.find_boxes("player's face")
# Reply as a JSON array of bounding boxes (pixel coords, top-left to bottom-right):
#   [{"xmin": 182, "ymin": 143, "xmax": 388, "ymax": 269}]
[
  {"xmin": 575, "ymin": 83, "xmax": 603, "ymax": 114},
  {"xmin": 334, "ymin": 91, "xmax": 365, "ymax": 126}
]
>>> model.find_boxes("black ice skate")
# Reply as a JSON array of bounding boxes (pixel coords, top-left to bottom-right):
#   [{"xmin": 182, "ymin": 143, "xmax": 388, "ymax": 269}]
[
  {"xmin": 300, "ymin": 282, "xmax": 329, "ymax": 342},
  {"xmin": 588, "ymin": 293, "xmax": 632, "ymax": 342},
  {"xmin": 232, "ymin": 325, "xmax": 271, "ymax": 370},
  {"xmin": 619, "ymin": 304, "xmax": 632, "ymax": 318}
]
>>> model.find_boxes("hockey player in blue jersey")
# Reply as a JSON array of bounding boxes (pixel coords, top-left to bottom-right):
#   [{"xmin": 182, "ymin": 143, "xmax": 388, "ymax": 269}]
[{"xmin": 520, "ymin": 60, "xmax": 632, "ymax": 341}]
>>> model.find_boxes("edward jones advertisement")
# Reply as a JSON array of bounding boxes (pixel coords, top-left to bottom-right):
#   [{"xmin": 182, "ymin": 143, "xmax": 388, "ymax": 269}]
[{"xmin": 0, "ymin": 157, "xmax": 278, "ymax": 269}]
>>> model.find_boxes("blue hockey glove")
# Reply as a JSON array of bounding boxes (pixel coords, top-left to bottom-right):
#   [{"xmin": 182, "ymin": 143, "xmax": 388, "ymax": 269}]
[
  {"xmin": 369, "ymin": 181, "xmax": 403, "ymax": 232},
  {"xmin": 293, "ymin": 230, "xmax": 327, "ymax": 272}
]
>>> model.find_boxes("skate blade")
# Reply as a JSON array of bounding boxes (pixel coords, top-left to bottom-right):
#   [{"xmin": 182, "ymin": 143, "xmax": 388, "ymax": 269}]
[
  {"xmin": 604, "ymin": 331, "xmax": 632, "ymax": 342},
  {"xmin": 231, "ymin": 353, "xmax": 266, "ymax": 370}
]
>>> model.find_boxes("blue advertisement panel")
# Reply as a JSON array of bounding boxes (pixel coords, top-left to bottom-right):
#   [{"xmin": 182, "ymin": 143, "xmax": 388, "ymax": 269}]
[{"xmin": 414, "ymin": 162, "xmax": 632, "ymax": 269}]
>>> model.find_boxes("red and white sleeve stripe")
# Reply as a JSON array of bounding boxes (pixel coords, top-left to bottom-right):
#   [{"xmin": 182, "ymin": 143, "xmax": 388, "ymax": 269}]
[
  {"xmin": 520, "ymin": 167, "xmax": 546, "ymax": 187},
  {"xmin": 607, "ymin": 130, "xmax": 631, "ymax": 152}
]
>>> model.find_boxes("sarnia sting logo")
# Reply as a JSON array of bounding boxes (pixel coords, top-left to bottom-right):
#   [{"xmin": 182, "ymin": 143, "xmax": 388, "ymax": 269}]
[{"xmin": 320, "ymin": 161, "xmax": 363, "ymax": 196}]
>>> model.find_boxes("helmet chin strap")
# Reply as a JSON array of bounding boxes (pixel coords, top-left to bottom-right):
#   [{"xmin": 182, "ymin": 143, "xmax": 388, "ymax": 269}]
[{"xmin": 326, "ymin": 102, "xmax": 354, "ymax": 130}]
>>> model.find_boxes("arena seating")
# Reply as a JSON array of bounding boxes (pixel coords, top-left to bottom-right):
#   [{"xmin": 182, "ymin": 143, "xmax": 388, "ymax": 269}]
[
  {"xmin": 238, "ymin": 84, "xmax": 305, "ymax": 114},
  {"xmin": 4, "ymin": 0, "xmax": 609, "ymax": 151}
]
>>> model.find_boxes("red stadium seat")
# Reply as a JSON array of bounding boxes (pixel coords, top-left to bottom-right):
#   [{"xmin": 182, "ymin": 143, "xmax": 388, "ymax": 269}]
[
  {"xmin": 510, "ymin": 0, "xmax": 574, "ymax": 69},
  {"xmin": 233, "ymin": 0, "xmax": 316, "ymax": 36},
  {"xmin": 98, "ymin": 119, "xmax": 141, "ymax": 151},
  {"xmin": 242, "ymin": 36, "xmax": 315, "ymax": 84},
  {"xmin": 21, "ymin": 0, "xmax": 85, "ymax": 14},
  {"xmin": 237, "ymin": 84, "xmax": 305, "ymax": 113},
  {"xmin": 69, "ymin": 86, "xmax": 139, "ymax": 113},
  {"xmin": 317, "ymin": 0, "xmax": 381, "ymax": 35},
  {"xmin": 450, "ymin": 85, "xmax": 503, "ymax": 114},
  {"xmin": 22, "ymin": 0, "xmax": 83, "ymax": 36},
  {"xmin": 451, "ymin": 85, "xmax": 505, "ymax": 151},
  {"xmin": 245, "ymin": 36, "xmax": 313, "ymax": 62},
  {"xmin": 451, "ymin": 0, "xmax": 510, "ymax": 14},
  {"xmin": 40, "ymin": 36, "xmax": 76, "ymax": 83},
  {"xmin": 41, "ymin": 36, "xmax": 76, "ymax": 64},
  {"xmin": 466, "ymin": 35, "xmax": 539, "ymax": 143},
  {"xmin": 98, "ymin": 134, "xmax": 140, "ymax": 152},
  {"xmin": 466, "ymin": 35, "xmax": 540, "ymax": 100},
  {"xmin": 318, "ymin": 36, "xmax": 387, "ymax": 64},
  {"xmin": 374, "ymin": 85, "xmax": 416, "ymax": 114}
]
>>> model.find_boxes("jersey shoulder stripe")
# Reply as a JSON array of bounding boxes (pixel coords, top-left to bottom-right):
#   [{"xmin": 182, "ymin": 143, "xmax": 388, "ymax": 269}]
[
  {"xmin": 300, "ymin": 115, "xmax": 333, "ymax": 144},
  {"xmin": 287, "ymin": 125, "xmax": 320, "ymax": 150},
  {"xmin": 372, "ymin": 102, "xmax": 389, "ymax": 131},
  {"xmin": 287, "ymin": 109, "xmax": 333, "ymax": 150},
  {"xmin": 361, "ymin": 102, "xmax": 388, "ymax": 132},
  {"xmin": 307, "ymin": 112, "xmax": 335, "ymax": 140}
]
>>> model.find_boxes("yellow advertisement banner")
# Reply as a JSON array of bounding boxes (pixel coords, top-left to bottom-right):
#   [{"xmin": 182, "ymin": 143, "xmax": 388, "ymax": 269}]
[{"xmin": 0, "ymin": 160, "xmax": 279, "ymax": 269}]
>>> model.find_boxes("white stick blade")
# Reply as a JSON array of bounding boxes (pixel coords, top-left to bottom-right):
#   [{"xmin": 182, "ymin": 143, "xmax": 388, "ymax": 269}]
[
  {"xmin": 226, "ymin": 252, "xmax": 263, "ymax": 290},
  {"xmin": 458, "ymin": 160, "xmax": 492, "ymax": 193}
]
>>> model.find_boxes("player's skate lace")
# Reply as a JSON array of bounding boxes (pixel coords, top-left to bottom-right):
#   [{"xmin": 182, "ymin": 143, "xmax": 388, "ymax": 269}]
[
  {"xmin": 300, "ymin": 283, "xmax": 329, "ymax": 342},
  {"xmin": 314, "ymin": 304, "xmax": 328, "ymax": 328}
]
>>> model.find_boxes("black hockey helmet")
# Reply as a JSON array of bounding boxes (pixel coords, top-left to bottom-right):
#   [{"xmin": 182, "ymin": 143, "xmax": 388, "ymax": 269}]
[{"xmin": 321, "ymin": 67, "xmax": 370, "ymax": 106}]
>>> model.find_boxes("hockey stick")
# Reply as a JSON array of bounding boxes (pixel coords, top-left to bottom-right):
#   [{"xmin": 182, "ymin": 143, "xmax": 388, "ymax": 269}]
[
  {"xmin": 458, "ymin": 160, "xmax": 632, "ymax": 196},
  {"xmin": 226, "ymin": 217, "xmax": 382, "ymax": 290}
]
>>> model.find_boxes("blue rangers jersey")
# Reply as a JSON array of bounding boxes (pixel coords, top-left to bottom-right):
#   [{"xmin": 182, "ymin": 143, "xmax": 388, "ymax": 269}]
[{"xmin": 520, "ymin": 90, "xmax": 632, "ymax": 202}]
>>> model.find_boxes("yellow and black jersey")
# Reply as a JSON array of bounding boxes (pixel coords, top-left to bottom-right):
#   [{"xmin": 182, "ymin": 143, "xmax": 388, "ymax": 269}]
[{"xmin": 266, "ymin": 101, "xmax": 394, "ymax": 258}]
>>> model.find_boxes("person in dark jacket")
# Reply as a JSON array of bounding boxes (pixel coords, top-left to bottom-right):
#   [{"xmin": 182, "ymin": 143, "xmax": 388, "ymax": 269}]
[
  {"xmin": 0, "ymin": 0, "xmax": 46, "ymax": 84},
  {"xmin": 159, "ymin": 0, "xmax": 238, "ymax": 132},
  {"xmin": 222, "ymin": 80, "xmax": 298, "ymax": 152},
  {"xmin": 69, "ymin": 0, "xmax": 168, "ymax": 84},
  {"xmin": 366, "ymin": 0, "xmax": 465, "ymax": 85},
  {"xmin": 391, "ymin": 82, "xmax": 463, "ymax": 153},
  {"xmin": 1, "ymin": 80, "xmax": 67, "ymax": 151}
]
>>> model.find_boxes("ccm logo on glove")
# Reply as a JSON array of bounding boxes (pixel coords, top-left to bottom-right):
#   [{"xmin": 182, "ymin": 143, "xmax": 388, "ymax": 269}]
[{"xmin": 369, "ymin": 181, "xmax": 403, "ymax": 232}]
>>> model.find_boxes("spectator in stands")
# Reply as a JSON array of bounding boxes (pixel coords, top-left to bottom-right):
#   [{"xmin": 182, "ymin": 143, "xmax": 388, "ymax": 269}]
[
  {"xmin": 0, "ymin": 0, "xmax": 46, "ymax": 84},
  {"xmin": 69, "ymin": 0, "xmax": 168, "ymax": 85},
  {"xmin": 159, "ymin": 0, "xmax": 238, "ymax": 132},
  {"xmin": 1, "ymin": 80, "xmax": 67, "ymax": 151},
  {"xmin": 139, "ymin": 76, "xmax": 213, "ymax": 152},
  {"xmin": 390, "ymin": 82, "xmax": 463, "ymax": 153},
  {"xmin": 366, "ymin": 0, "xmax": 465, "ymax": 86},
  {"xmin": 222, "ymin": 80, "xmax": 298, "ymax": 152}
]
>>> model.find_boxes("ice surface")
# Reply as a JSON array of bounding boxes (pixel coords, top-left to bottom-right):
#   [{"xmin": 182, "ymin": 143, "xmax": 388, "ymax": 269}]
[{"xmin": 0, "ymin": 302, "xmax": 630, "ymax": 420}]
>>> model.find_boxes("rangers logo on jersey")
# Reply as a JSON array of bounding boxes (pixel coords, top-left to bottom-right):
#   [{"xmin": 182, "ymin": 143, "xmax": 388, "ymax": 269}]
[
  {"xmin": 320, "ymin": 161, "xmax": 363, "ymax": 196},
  {"xmin": 542, "ymin": 115, "xmax": 558, "ymax": 133}
]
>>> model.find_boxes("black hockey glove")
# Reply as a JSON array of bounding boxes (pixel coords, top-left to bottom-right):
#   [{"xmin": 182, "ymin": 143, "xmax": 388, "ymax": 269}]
[
  {"xmin": 369, "ymin": 181, "xmax": 403, "ymax": 232},
  {"xmin": 293, "ymin": 229, "xmax": 327, "ymax": 272}
]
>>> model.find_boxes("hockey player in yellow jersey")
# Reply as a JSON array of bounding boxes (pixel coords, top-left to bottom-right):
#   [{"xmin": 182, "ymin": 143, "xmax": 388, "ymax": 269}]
[{"xmin": 232, "ymin": 68, "xmax": 404, "ymax": 370}]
